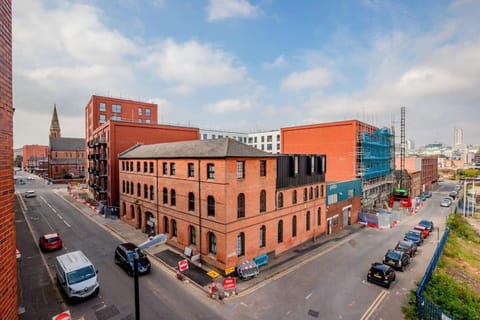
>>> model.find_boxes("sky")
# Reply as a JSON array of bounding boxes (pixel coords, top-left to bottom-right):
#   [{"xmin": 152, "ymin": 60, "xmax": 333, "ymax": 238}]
[{"xmin": 12, "ymin": 0, "xmax": 480, "ymax": 149}]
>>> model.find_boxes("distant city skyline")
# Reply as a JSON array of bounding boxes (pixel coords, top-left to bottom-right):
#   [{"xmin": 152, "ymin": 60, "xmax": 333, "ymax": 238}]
[{"xmin": 12, "ymin": 0, "xmax": 480, "ymax": 148}]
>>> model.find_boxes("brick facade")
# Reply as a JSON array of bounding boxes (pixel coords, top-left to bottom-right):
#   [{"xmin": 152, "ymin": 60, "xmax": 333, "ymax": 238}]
[
  {"xmin": 0, "ymin": 0, "xmax": 18, "ymax": 317},
  {"xmin": 21, "ymin": 144, "xmax": 48, "ymax": 172},
  {"xmin": 118, "ymin": 139, "xmax": 327, "ymax": 273}
]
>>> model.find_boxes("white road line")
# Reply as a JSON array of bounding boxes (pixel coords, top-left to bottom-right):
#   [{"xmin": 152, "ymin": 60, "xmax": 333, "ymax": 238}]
[
  {"xmin": 40, "ymin": 196, "xmax": 71, "ymax": 228},
  {"xmin": 360, "ymin": 290, "xmax": 389, "ymax": 320},
  {"xmin": 305, "ymin": 292, "xmax": 313, "ymax": 300}
]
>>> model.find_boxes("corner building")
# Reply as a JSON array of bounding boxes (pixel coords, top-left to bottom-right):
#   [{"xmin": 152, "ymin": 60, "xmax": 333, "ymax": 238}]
[{"xmin": 119, "ymin": 138, "xmax": 327, "ymax": 272}]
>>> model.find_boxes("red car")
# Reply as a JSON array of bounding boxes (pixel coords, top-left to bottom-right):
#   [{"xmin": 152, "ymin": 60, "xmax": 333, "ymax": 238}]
[
  {"xmin": 414, "ymin": 225, "xmax": 429, "ymax": 239},
  {"xmin": 39, "ymin": 233, "xmax": 63, "ymax": 252}
]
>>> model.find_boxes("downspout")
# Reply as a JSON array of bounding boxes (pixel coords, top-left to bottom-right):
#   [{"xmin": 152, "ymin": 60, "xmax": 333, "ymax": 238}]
[
  {"xmin": 156, "ymin": 159, "xmax": 159, "ymax": 235},
  {"xmin": 198, "ymin": 159, "xmax": 202, "ymax": 258}
]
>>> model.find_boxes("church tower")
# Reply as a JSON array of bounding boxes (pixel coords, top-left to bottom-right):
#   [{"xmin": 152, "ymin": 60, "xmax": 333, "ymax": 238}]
[{"xmin": 49, "ymin": 104, "xmax": 61, "ymax": 138}]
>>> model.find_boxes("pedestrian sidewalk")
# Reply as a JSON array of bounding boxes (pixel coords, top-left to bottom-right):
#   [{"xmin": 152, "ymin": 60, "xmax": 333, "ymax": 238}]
[{"xmin": 58, "ymin": 188, "xmax": 365, "ymax": 299}]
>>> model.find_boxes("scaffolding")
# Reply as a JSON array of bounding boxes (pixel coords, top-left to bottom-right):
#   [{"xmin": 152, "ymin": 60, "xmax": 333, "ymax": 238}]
[{"xmin": 357, "ymin": 127, "xmax": 395, "ymax": 210}]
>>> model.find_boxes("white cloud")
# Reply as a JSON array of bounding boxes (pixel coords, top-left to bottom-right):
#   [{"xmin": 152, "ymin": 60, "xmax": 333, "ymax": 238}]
[
  {"xmin": 205, "ymin": 98, "xmax": 253, "ymax": 114},
  {"xmin": 263, "ymin": 55, "xmax": 287, "ymax": 69},
  {"xmin": 142, "ymin": 38, "xmax": 246, "ymax": 91},
  {"xmin": 281, "ymin": 68, "xmax": 334, "ymax": 91},
  {"xmin": 207, "ymin": 0, "xmax": 260, "ymax": 21}
]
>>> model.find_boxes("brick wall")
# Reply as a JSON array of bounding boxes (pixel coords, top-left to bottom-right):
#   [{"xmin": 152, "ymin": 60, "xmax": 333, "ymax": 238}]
[{"xmin": 0, "ymin": 0, "xmax": 18, "ymax": 317}]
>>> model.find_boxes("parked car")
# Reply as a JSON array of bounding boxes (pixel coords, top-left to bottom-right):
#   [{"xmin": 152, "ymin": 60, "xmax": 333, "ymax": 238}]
[
  {"xmin": 421, "ymin": 191, "xmax": 432, "ymax": 198},
  {"xmin": 394, "ymin": 240, "xmax": 417, "ymax": 257},
  {"xmin": 24, "ymin": 190, "xmax": 36, "ymax": 198},
  {"xmin": 414, "ymin": 225, "xmax": 429, "ymax": 239},
  {"xmin": 383, "ymin": 249, "xmax": 410, "ymax": 271},
  {"xmin": 418, "ymin": 220, "xmax": 434, "ymax": 232},
  {"xmin": 367, "ymin": 262, "xmax": 396, "ymax": 288},
  {"xmin": 404, "ymin": 229, "xmax": 424, "ymax": 246},
  {"xmin": 114, "ymin": 242, "xmax": 151, "ymax": 276},
  {"xmin": 440, "ymin": 197, "xmax": 452, "ymax": 207},
  {"xmin": 449, "ymin": 190, "xmax": 458, "ymax": 199},
  {"xmin": 39, "ymin": 233, "xmax": 63, "ymax": 252}
]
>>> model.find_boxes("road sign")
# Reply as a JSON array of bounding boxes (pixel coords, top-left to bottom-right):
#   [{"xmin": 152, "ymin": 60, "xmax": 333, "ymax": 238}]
[
  {"xmin": 52, "ymin": 310, "xmax": 71, "ymax": 320},
  {"xmin": 223, "ymin": 277, "xmax": 236, "ymax": 291},
  {"xmin": 178, "ymin": 259, "xmax": 189, "ymax": 272}
]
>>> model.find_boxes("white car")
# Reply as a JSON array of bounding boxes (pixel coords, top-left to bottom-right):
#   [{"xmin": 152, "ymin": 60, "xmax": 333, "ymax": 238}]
[
  {"xmin": 440, "ymin": 197, "xmax": 452, "ymax": 207},
  {"xmin": 24, "ymin": 190, "xmax": 36, "ymax": 198}
]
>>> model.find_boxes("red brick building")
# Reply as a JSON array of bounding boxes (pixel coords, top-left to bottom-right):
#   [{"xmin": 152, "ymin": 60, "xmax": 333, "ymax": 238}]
[
  {"xmin": 48, "ymin": 104, "xmax": 86, "ymax": 179},
  {"xmin": 85, "ymin": 95, "xmax": 199, "ymax": 208},
  {"xmin": 118, "ymin": 138, "xmax": 327, "ymax": 272},
  {"xmin": 397, "ymin": 156, "xmax": 439, "ymax": 193},
  {"xmin": 0, "ymin": 0, "xmax": 18, "ymax": 317},
  {"xmin": 281, "ymin": 120, "xmax": 395, "ymax": 210},
  {"xmin": 22, "ymin": 144, "xmax": 48, "ymax": 172}
]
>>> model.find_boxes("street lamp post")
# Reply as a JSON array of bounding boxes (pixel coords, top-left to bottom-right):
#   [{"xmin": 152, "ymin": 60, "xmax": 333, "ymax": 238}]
[{"xmin": 134, "ymin": 249, "xmax": 140, "ymax": 320}]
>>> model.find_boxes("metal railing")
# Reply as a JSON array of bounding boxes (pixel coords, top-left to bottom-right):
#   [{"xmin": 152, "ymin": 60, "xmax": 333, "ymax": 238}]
[{"xmin": 415, "ymin": 227, "xmax": 454, "ymax": 319}]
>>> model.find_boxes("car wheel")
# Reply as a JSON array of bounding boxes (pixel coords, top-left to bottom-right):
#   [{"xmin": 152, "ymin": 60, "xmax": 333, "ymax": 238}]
[{"xmin": 385, "ymin": 282, "xmax": 390, "ymax": 289}]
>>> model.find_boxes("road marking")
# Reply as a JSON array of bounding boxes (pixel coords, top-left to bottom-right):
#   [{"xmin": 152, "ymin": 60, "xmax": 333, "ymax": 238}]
[
  {"xmin": 40, "ymin": 196, "xmax": 71, "ymax": 227},
  {"xmin": 360, "ymin": 290, "xmax": 389, "ymax": 320},
  {"xmin": 305, "ymin": 292, "xmax": 313, "ymax": 300}
]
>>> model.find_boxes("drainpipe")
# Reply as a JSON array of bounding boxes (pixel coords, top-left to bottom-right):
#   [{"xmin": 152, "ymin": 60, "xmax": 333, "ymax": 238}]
[
  {"xmin": 198, "ymin": 159, "xmax": 202, "ymax": 258},
  {"xmin": 156, "ymin": 159, "xmax": 159, "ymax": 235}
]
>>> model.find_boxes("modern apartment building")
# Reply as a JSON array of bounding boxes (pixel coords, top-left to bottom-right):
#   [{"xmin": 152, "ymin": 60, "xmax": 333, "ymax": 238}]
[
  {"xmin": 281, "ymin": 120, "xmax": 395, "ymax": 210},
  {"xmin": 200, "ymin": 129, "xmax": 281, "ymax": 154},
  {"xmin": 118, "ymin": 138, "xmax": 327, "ymax": 272},
  {"xmin": 0, "ymin": 0, "xmax": 18, "ymax": 317},
  {"xmin": 85, "ymin": 95, "xmax": 199, "ymax": 208}
]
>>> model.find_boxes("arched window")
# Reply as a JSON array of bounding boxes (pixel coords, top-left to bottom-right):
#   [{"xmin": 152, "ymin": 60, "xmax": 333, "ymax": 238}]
[
  {"xmin": 306, "ymin": 211, "xmax": 311, "ymax": 231},
  {"xmin": 321, "ymin": 185, "xmax": 324, "ymax": 197},
  {"xmin": 309, "ymin": 187, "xmax": 313, "ymax": 200},
  {"xmin": 208, "ymin": 232, "xmax": 217, "ymax": 254},
  {"xmin": 260, "ymin": 190, "xmax": 266, "ymax": 213},
  {"xmin": 317, "ymin": 207, "xmax": 321, "ymax": 226},
  {"xmin": 163, "ymin": 216, "xmax": 169, "ymax": 234},
  {"xmin": 137, "ymin": 183, "xmax": 141, "ymax": 197},
  {"xmin": 122, "ymin": 180, "xmax": 125, "ymax": 193},
  {"xmin": 292, "ymin": 190, "xmax": 297, "ymax": 204},
  {"xmin": 278, "ymin": 192, "xmax": 284, "ymax": 208},
  {"xmin": 136, "ymin": 161, "xmax": 140, "ymax": 172},
  {"xmin": 189, "ymin": 226, "xmax": 196, "ymax": 245},
  {"xmin": 149, "ymin": 161, "xmax": 154, "ymax": 173},
  {"xmin": 130, "ymin": 182, "xmax": 133, "ymax": 195},
  {"xmin": 315, "ymin": 186, "xmax": 319, "ymax": 199},
  {"xmin": 303, "ymin": 188, "xmax": 307, "ymax": 201},
  {"xmin": 163, "ymin": 188, "xmax": 168, "ymax": 204},
  {"xmin": 144, "ymin": 184, "xmax": 148, "ymax": 198},
  {"xmin": 292, "ymin": 215, "xmax": 297, "ymax": 237},
  {"xmin": 150, "ymin": 185, "xmax": 154, "ymax": 200},
  {"xmin": 237, "ymin": 232, "xmax": 245, "ymax": 257},
  {"xmin": 188, "ymin": 192, "xmax": 195, "ymax": 211},
  {"xmin": 143, "ymin": 161, "xmax": 148, "ymax": 173},
  {"xmin": 129, "ymin": 161, "xmax": 133, "ymax": 171},
  {"xmin": 126, "ymin": 181, "xmax": 130, "ymax": 194},
  {"xmin": 207, "ymin": 196, "xmax": 215, "ymax": 217},
  {"xmin": 170, "ymin": 189, "xmax": 176, "ymax": 206},
  {"xmin": 259, "ymin": 225, "xmax": 266, "ymax": 248},
  {"xmin": 237, "ymin": 193, "xmax": 245, "ymax": 218},
  {"xmin": 278, "ymin": 220, "xmax": 283, "ymax": 243},
  {"xmin": 171, "ymin": 219, "xmax": 177, "ymax": 237}
]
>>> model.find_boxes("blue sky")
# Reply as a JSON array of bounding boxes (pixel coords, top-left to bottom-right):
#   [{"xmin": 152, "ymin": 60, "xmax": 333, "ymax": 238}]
[{"xmin": 12, "ymin": 0, "xmax": 480, "ymax": 148}]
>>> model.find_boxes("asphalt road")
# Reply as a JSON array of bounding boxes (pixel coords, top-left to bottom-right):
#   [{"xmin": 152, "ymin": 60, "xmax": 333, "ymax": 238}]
[{"xmin": 15, "ymin": 173, "xmax": 225, "ymax": 320}]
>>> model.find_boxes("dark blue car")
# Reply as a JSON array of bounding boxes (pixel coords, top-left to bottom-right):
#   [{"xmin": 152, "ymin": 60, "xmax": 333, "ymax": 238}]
[{"xmin": 404, "ymin": 230, "xmax": 424, "ymax": 246}]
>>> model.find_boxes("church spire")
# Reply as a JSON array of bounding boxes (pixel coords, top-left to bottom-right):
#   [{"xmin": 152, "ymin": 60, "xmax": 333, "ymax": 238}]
[{"xmin": 49, "ymin": 104, "xmax": 61, "ymax": 138}]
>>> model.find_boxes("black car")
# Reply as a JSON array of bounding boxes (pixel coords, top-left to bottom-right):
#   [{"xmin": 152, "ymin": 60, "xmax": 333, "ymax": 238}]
[
  {"xmin": 394, "ymin": 240, "xmax": 417, "ymax": 257},
  {"xmin": 383, "ymin": 249, "xmax": 410, "ymax": 271},
  {"xmin": 418, "ymin": 219, "xmax": 434, "ymax": 232},
  {"xmin": 404, "ymin": 230, "xmax": 424, "ymax": 246},
  {"xmin": 114, "ymin": 242, "xmax": 151, "ymax": 276},
  {"xmin": 367, "ymin": 263, "xmax": 396, "ymax": 289}
]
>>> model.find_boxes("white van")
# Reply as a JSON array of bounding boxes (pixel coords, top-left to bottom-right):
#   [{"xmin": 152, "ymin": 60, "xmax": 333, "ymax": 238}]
[{"xmin": 55, "ymin": 250, "xmax": 99, "ymax": 300}]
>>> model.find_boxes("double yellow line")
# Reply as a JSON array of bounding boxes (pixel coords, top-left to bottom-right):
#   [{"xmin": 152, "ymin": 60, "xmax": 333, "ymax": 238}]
[{"xmin": 360, "ymin": 289, "xmax": 390, "ymax": 320}]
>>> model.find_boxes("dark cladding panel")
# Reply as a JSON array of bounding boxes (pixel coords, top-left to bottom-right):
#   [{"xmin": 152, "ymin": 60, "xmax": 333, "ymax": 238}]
[{"xmin": 276, "ymin": 154, "xmax": 326, "ymax": 189}]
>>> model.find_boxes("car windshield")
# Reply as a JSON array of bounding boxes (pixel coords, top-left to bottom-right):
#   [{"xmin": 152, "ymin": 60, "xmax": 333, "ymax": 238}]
[
  {"xmin": 46, "ymin": 237, "xmax": 60, "ymax": 243},
  {"xmin": 67, "ymin": 266, "xmax": 95, "ymax": 285},
  {"xmin": 386, "ymin": 251, "xmax": 401, "ymax": 260},
  {"xmin": 397, "ymin": 242, "xmax": 409, "ymax": 250},
  {"xmin": 406, "ymin": 231, "xmax": 420, "ymax": 238},
  {"xmin": 419, "ymin": 221, "xmax": 431, "ymax": 228},
  {"xmin": 127, "ymin": 249, "xmax": 147, "ymax": 262}
]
